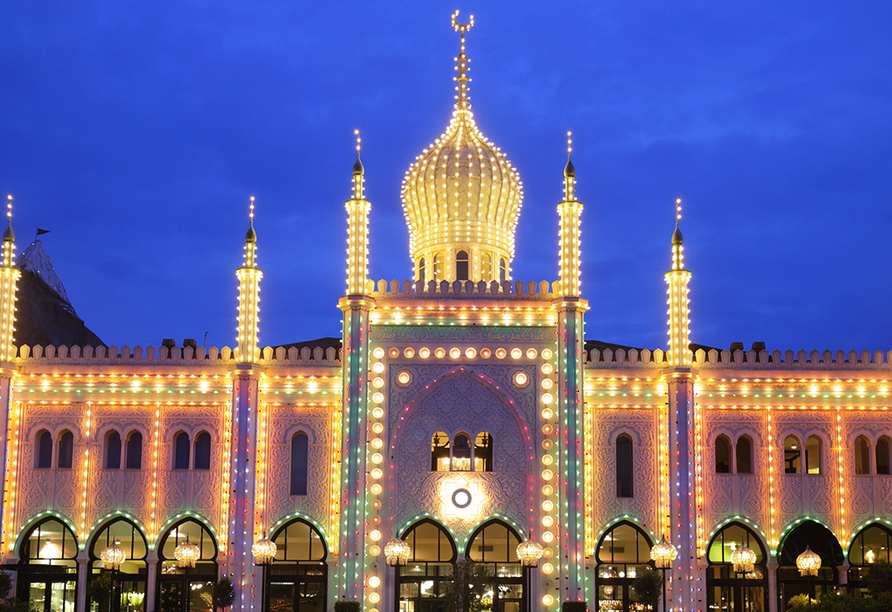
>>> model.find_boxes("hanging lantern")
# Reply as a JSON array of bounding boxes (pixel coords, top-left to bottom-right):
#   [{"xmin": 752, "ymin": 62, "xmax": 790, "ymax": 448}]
[
  {"xmin": 731, "ymin": 546, "xmax": 756, "ymax": 573},
  {"xmin": 600, "ymin": 568, "xmax": 618, "ymax": 597},
  {"xmin": 252, "ymin": 534, "xmax": 276, "ymax": 566},
  {"xmin": 650, "ymin": 536, "xmax": 678, "ymax": 569},
  {"xmin": 796, "ymin": 546, "xmax": 821, "ymax": 577},
  {"xmin": 100, "ymin": 541, "xmax": 126, "ymax": 571},
  {"xmin": 516, "ymin": 539, "xmax": 544, "ymax": 568},
  {"xmin": 174, "ymin": 538, "xmax": 201, "ymax": 568},
  {"xmin": 384, "ymin": 538, "xmax": 411, "ymax": 567}
]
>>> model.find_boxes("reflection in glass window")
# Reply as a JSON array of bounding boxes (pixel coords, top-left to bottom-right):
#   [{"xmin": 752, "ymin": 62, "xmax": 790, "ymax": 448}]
[
  {"xmin": 174, "ymin": 432, "xmax": 190, "ymax": 470},
  {"xmin": 194, "ymin": 432, "xmax": 211, "ymax": 470},
  {"xmin": 715, "ymin": 435, "xmax": 731, "ymax": 473},
  {"xmin": 57, "ymin": 431, "xmax": 73, "ymax": 469},
  {"xmin": 106, "ymin": 431, "xmax": 122, "ymax": 469},
  {"xmin": 806, "ymin": 435, "xmax": 822, "ymax": 474},
  {"xmin": 126, "ymin": 431, "xmax": 142, "ymax": 470},
  {"xmin": 36, "ymin": 430, "xmax": 52, "ymax": 469},
  {"xmin": 452, "ymin": 433, "xmax": 471, "ymax": 471},
  {"xmin": 877, "ymin": 437, "xmax": 891, "ymax": 475},
  {"xmin": 596, "ymin": 521, "xmax": 654, "ymax": 612},
  {"xmin": 736, "ymin": 435, "xmax": 753, "ymax": 474},
  {"xmin": 474, "ymin": 432, "xmax": 493, "ymax": 472},
  {"xmin": 784, "ymin": 435, "xmax": 801, "ymax": 474},
  {"xmin": 855, "ymin": 435, "xmax": 871, "ymax": 475}
]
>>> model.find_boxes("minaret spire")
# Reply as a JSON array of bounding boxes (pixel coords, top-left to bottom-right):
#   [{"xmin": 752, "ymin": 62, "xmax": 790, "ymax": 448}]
[
  {"xmin": 451, "ymin": 10, "xmax": 474, "ymax": 110},
  {"xmin": 345, "ymin": 130, "xmax": 371, "ymax": 295},
  {"xmin": 235, "ymin": 196, "xmax": 262, "ymax": 363},
  {"xmin": 665, "ymin": 198, "xmax": 692, "ymax": 366},
  {"xmin": 0, "ymin": 195, "xmax": 19, "ymax": 363},
  {"xmin": 557, "ymin": 132, "xmax": 583, "ymax": 297},
  {"xmin": 352, "ymin": 129, "xmax": 364, "ymax": 201}
]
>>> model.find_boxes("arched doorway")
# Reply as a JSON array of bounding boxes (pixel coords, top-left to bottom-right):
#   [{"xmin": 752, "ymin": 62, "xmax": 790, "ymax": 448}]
[
  {"xmin": 17, "ymin": 517, "xmax": 78, "ymax": 612},
  {"xmin": 88, "ymin": 518, "xmax": 148, "ymax": 612},
  {"xmin": 266, "ymin": 518, "xmax": 327, "ymax": 612},
  {"xmin": 466, "ymin": 520, "xmax": 523, "ymax": 612},
  {"xmin": 156, "ymin": 518, "xmax": 217, "ymax": 612},
  {"xmin": 594, "ymin": 521, "xmax": 654, "ymax": 611},
  {"xmin": 397, "ymin": 519, "xmax": 457, "ymax": 612},
  {"xmin": 777, "ymin": 520, "xmax": 843, "ymax": 609},
  {"xmin": 706, "ymin": 522, "xmax": 768, "ymax": 611},
  {"xmin": 847, "ymin": 522, "xmax": 892, "ymax": 594}
]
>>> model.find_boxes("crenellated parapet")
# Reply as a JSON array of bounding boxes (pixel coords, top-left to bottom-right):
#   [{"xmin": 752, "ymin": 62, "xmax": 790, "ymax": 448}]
[
  {"xmin": 14, "ymin": 344, "xmax": 341, "ymax": 365},
  {"xmin": 368, "ymin": 278, "xmax": 556, "ymax": 299},
  {"xmin": 585, "ymin": 346, "xmax": 892, "ymax": 369}
]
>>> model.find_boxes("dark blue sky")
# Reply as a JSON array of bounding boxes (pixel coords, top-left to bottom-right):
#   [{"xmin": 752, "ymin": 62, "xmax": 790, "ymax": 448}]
[{"xmin": 2, "ymin": 1, "xmax": 891, "ymax": 352}]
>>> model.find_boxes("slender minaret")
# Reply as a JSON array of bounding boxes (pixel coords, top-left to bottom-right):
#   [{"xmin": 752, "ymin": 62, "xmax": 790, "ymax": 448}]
[
  {"xmin": 0, "ymin": 195, "xmax": 19, "ymax": 363},
  {"xmin": 235, "ymin": 197, "xmax": 261, "ymax": 363},
  {"xmin": 665, "ymin": 199, "xmax": 691, "ymax": 366},
  {"xmin": 228, "ymin": 198, "xmax": 264, "ymax": 611},
  {"xmin": 554, "ymin": 135, "xmax": 588, "ymax": 602},
  {"xmin": 338, "ymin": 131, "xmax": 374, "ymax": 604},
  {"xmin": 0, "ymin": 195, "xmax": 18, "ymax": 560},
  {"xmin": 663, "ymin": 199, "xmax": 699, "ymax": 611}
]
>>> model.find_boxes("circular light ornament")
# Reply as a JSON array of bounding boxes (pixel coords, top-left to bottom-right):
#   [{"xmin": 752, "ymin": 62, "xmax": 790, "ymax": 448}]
[
  {"xmin": 435, "ymin": 348, "xmax": 446, "ymax": 358},
  {"xmin": 480, "ymin": 348, "xmax": 492, "ymax": 358},
  {"xmin": 514, "ymin": 372, "xmax": 528, "ymax": 387},
  {"xmin": 542, "ymin": 349, "xmax": 553, "ymax": 360},
  {"xmin": 372, "ymin": 407, "xmax": 384, "ymax": 419},
  {"xmin": 542, "ymin": 562, "xmax": 554, "ymax": 575},
  {"xmin": 174, "ymin": 538, "xmax": 200, "ymax": 568},
  {"xmin": 373, "ymin": 347, "xmax": 385, "ymax": 359},
  {"xmin": 465, "ymin": 348, "xmax": 477, "ymax": 359},
  {"xmin": 796, "ymin": 546, "xmax": 821, "ymax": 577},
  {"xmin": 252, "ymin": 535, "xmax": 276, "ymax": 566},
  {"xmin": 370, "ymin": 484, "xmax": 382, "ymax": 495},
  {"xmin": 541, "ymin": 531, "xmax": 554, "ymax": 543},
  {"xmin": 541, "ymin": 363, "xmax": 554, "ymax": 375},
  {"xmin": 650, "ymin": 536, "xmax": 678, "ymax": 569},
  {"xmin": 101, "ymin": 541, "xmax": 126, "ymax": 570},
  {"xmin": 372, "ymin": 377, "xmax": 384, "ymax": 389},
  {"xmin": 511, "ymin": 348, "xmax": 523, "ymax": 359},
  {"xmin": 372, "ymin": 362, "xmax": 385, "ymax": 373},
  {"xmin": 368, "ymin": 592, "xmax": 380, "ymax": 604},
  {"xmin": 495, "ymin": 348, "xmax": 507, "ymax": 359},
  {"xmin": 541, "ymin": 378, "xmax": 554, "ymax": 390},
  {"xmin": 371, "ymin": 468, "xmax": 383, "ymax": 479},
  {"xmin": 369, "ymin": 545, "xmax": 381, "ymax": 557},
  {"xmin": 369, "ymin": 530, "xmax": 382, "ymax": 542},
  {"xmin": 541, "ymin": 393, "xmax": 554, "ymax": 405},
  {"xmin": 526, "ymin": 349, "xmax": 537, "ymax": 359},
  {"xmin": 372, "ymin": 392, "xmax": 384, "ymax": 404},
  {"xmin": 384, "ymin": 538, "xmax": 411, "ymax": 566},
  {"xmin": 371, "ymin": 437, "xmax": 384, "ymax": 449},
  {"xmin": 452, "ymin": 488, "xmax": 472, "ymax": 509},
  {"xmin": 371, "ymin": 453, "xmax": 383, "ymax": 464},
  {"xmin": 419, "ymin": 348, "xmax": 430, "ymax": 358},
  {"xmin": 516, "ymin": 539, "xmax": 544, "ymax": 567},
  {"xmin": 542, "ymin": 500, "xmax": 554, "ymax": 512},
  {"xmin": 389, "ymin": 347, "xmax": 400, "ymax": 358},
  {"xmin": 368, "ymin": 576, "xmax": 381, "ymax": 588},
  {"xmin": 731, "ymin": 545, "xmax": 756, "ymax": 573},
  {"xmin": 542, "ymin": 594, "xmax": 554, "ymax": 606},
  {"xmin": 404, "ymin": 348, "xmax": 415, "ymax": 358}
]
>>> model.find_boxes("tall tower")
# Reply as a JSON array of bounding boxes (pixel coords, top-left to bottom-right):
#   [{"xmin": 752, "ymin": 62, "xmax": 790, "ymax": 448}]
[
  {"xmin": 338, "ymin": 134, "xmax": 374, "ymax": 604},
  {"xmin": 554, "ymin": 140, "xmax": 588, "ymax": 602},
  {"xmin": 228, "ymin": 199, "xmax": 264, "ymax": 610},
  {"xmin": 663, "ymin": 199, "xmax": 699, "ymax": 611},
  {"xmin": 665, "ymin": 199, "xmax": 691, "ymax": 366},
  {"xmin": 0, "ymin": 195, "xmax": 18, "ymax": 555}
]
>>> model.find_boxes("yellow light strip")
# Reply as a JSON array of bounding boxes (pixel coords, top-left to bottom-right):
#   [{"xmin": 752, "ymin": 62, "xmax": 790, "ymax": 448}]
[
  {"xmin": 149, "ymin": 402, "xmax": 161, "ymax": 540},
  {"xmin": 78, "ymin": 404, "xmax": 92, "ymax": 540},
  {"xmin": 3, "ymin": 399, "xmax": 19, "ymax": 551}
]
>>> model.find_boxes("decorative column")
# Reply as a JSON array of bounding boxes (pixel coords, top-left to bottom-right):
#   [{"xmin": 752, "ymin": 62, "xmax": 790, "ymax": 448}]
[
  {"xmin": 0, "ymin": 196, "xmax": 19, "ymax": 549},
  {"xmin": 337, "ymin": 141, "xmax": 375, "ymax": 604},
  {"xmin": 554, "ymin": 143, "xmax": 588, "ymax": 603},
  {"xmin": 227, "ymin": 199, "xmax": 264, "ymax": 611},
  {"xmin": 663, "ymin": 200, "xmax": 701, "ymax": 611},
  {"xmin": 145, "ymin": 550, "xmax": 158, "ymax": 612}
]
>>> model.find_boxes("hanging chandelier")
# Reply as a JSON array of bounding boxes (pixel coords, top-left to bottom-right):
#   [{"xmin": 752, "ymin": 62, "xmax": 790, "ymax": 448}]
[
  {"xmin": 174, "ymin": 538, "xmax": 201, "ymax": 568},
  {"xmin": 100, "ymin": 541, "xmax": 126, "ymax": 571},
  {"xmin": 384, "ymin": 538, "xmax": 411, "ymax": 567},
  {"xmin": 796, "ymin": 546, "xmax": 821, "ymax": 577},
  {"xmin": 516, "ymin": 539, "xmax": 544, "ymax": 568},
  {"xmin": 252, "ymin": 534, "xmax": 277, "ymax": 566},
  {"xmin": 650, "ymin": 536, "xmax": 678, "ymax": 569},
  {"xmin": 731, "ymin": 546, "xmax": 756, "ymax": 573}
]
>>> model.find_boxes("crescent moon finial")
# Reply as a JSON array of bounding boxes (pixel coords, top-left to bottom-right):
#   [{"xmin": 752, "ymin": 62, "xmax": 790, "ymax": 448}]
[{"xmin": 451, "ymin": 10, "xmax": 474, "ymax": 32}]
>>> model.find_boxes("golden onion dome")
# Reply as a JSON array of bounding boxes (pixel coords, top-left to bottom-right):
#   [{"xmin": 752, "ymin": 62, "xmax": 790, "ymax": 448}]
[{"xmin": 401, "ymin": 12, "xmax": 522, "ymax": 283}]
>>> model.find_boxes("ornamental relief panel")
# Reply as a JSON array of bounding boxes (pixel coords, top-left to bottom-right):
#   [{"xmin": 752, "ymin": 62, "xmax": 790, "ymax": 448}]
[
  {"xmin": 391, "ymin": 372, "xmax": 529, "ymax": 543},
  {"xmin": 848, "ymin": 476, "xmax": 874, "ymax": 524},
  {"xmin": 807, "ymin": 475, "xmax": 834, "ymax": 525},
  {"xmin": 701, "ymin": 467, "xmax": 733, "ymax": 526},
  {"xmin": 372, "ymin": 326, "xmax": 556, "ymax": 344},
  {"xmin": 880, "ymin": 478, "xmax": 892, "ymax": 516},
  {"xmin": 778, "ymin": 476, "xmax": 803, "ymax": 521},
  {"xmin": 388, "ymin": 364, "xmax": 537, "ymax": 441}
]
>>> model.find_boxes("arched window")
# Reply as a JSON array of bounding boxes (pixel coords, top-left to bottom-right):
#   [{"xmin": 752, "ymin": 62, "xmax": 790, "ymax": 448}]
[
  {"xmin": 106, "ymin": 431, "xmax": 122, "ymax": 469},
  {"xmin": 806, "ymin": 435, "xmax": 822, "ymax": 474},
  {"xmin": 474, "ymin": 432, "xmax": 493, "ymax": 472},
  {"xmin": 418, "ymin": 257, "xmax": 426, "ymax": 285},
  {"xmin": 707, "ymin": 522, "xmax": 768, "ymax": 612},
  {"xmin": 778, "ymin": 520, "xmax": 843, "ymax": 603},
  {"xmin": 596, "ymin": 521, "xmax": 653, "ymax": 611},
  {"xmin": 268, "ymin": 518, "xmax": 328, "ymax": 611},
  {"xmin": 715, "ymin": 435, "xmax": 731, "ymax": 473},
  {"xmin": 290, "ymin": 432, "xmax": 308, "ymax": 496},
  {"xmin": 482, "ymin": 254, "xmax": 493, "ymax": 279},
  {"xmin": 456, "ymin": 250, "xmax": 469, "ymax": 281},
  {"xmin": 784, "ymin": 435, "xmax": 802, "ymax": 474},
  {"xmin": 431, "ymin": 431, "xmax": 450, "ymax": 471},
  {"xmin": 158, "ymin": 518, "xmax": 218, "ymax": 611},
  {"xmin": 452, "ymin": 433, "xmax": 472, "ymax": 471},
  {"xmin": 193, "ymin": 432, "xmax": 211, "ymax": 470},
  {"xmin": 89, "ymin": 518, "xmax": 148, "ymax": 610},
  {"xmin": 499, "ymin": 258, "xmax": 507, "ymax": 283},
  {"xmin": 467, "ymin": 520, "xmax": 523, "ymax": 609},
  {"xmin": 855, "ymin": 435, "xmax": 871, "ymax": 475},
  {"xmin": 433, "ymin": 253, "xmax": 442, "ymax": 280},
  {"xmin": 877, "ymin": 436, "xmax": 891, "ymax": 475},
  {"xmin": 848, "ymin": 523, "xmax": 892, "ymax": 593},
  {"xmin": 173, "ymin": 432, "xmax": 190, "ymax": 470},
  {"xmin": 616, "ymin": 434, "xmax": 634, "ymax": 498},
  {"xmin": 398, "ymin": 520, "xmax": 456, "ymax": 610},
  {"xmin": 57, "ymin": 431, "xmax": 73, "ymax": 469},
  {"xmin": 126, "ymin": 431, "xmax": 142, "ymax": 470},
  {"xmin": 36, "ymin": 430, "xmax": 52, "ymax": 469},
  {"xmin": 736, "ymin": 435, "xmax": 753, "ymax": 474},
  {"xmin": 19, "ymin": 517, "xmax": 78, "ymax": 612}
]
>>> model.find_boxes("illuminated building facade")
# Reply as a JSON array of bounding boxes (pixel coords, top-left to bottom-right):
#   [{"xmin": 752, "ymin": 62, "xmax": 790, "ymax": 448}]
[{"xmin": 2, "ymin": 12, "xmax": 892, "ymax": 612}]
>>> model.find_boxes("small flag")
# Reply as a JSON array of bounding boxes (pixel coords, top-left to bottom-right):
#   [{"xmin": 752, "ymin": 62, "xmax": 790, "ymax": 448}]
[{"xmin": 36, "ymin": 228, "xmax": 49, "ymax": 236}]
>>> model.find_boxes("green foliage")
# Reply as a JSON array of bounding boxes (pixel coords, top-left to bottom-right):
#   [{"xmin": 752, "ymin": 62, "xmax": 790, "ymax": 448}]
[
  {"xmin": 0, "ymin": 572, "xmax": 11, "ymax": 600},
  {"xmin": 631, "ymin": 568, "xmax": 662, "ymax": 607},
  {"xmin": 333, "ymin": 602, "xmax": 360, "ymax": 612},
  {"xmin": 787, "ymin": 593, "xmax": 817, "ymax": 609},
  {"xmin": 561, "ymin": 602, "xmax": 588, "ymax": 612},
  {"xmin": 212, "ymin": 577, "xmax": 235, "ymax": 612},
  {"xmin": 863, "ymin": 561, "xmax": 892, "ymax": 596},
  {"xmin": 442, "ymin": 559, "xmax": 493, "ymax": 612},
  {"xmin": 805, "ymin": 591, "xmax": 892, "ymax": 611}
]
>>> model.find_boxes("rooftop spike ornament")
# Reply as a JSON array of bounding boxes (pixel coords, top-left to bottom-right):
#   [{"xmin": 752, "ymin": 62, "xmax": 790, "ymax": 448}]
[
  {"xmin": 352, "ymin": 129, "xmax": 364, "ymax": 200},
  {"xmin": 235, "ymin": 196, "xmax": 262, "ymax": 363},
  {"xmin": 451, "ymin": 11, "xmax": 474, "ymax": 110},
  {"xmin": 564, "ymin": 131, "xmax": 576, "ymax": 202}
]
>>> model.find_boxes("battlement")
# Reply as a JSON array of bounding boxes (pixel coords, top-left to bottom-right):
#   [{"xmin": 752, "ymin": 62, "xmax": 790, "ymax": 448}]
[
  {"xmin": 587, "ymin": 346, "xmax": 892, "ymax": 369},
  {"xmin": 13, "ymin": 343, "xmax": 340, "ymax": 365},
  {"xmin": 367, "ymin": 279, "xmax": 556, "ymax": 300}
]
